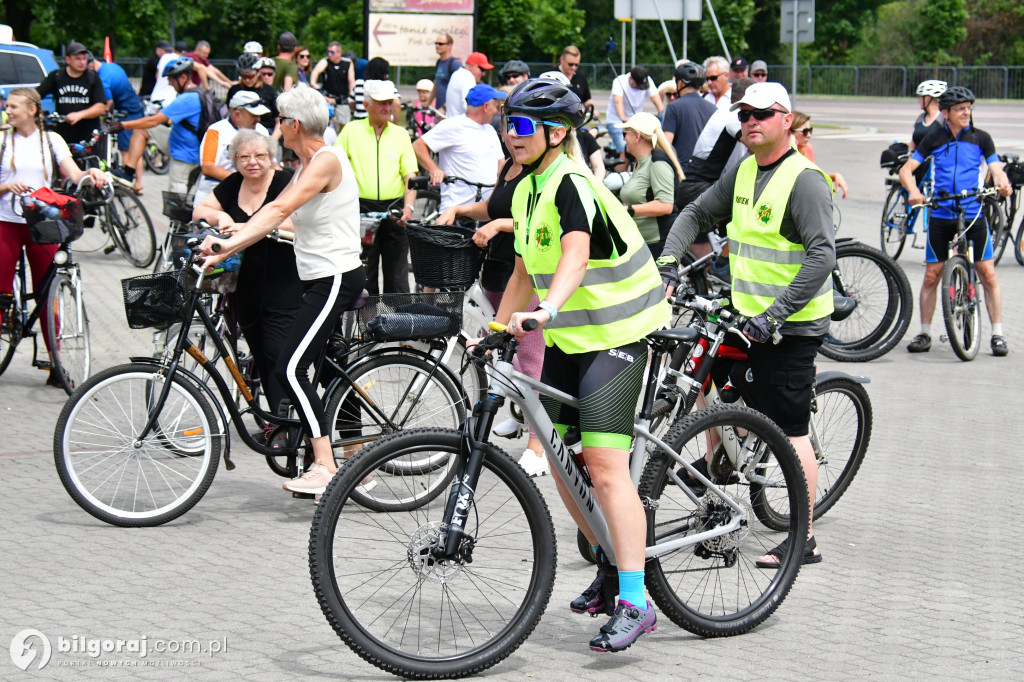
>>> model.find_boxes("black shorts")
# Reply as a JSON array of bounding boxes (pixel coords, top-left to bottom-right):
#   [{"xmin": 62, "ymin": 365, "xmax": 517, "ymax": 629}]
[
  {"xmin": 744, "ymin": 334, "xmax": 823, "ymax": 437},
  {"xmin": 539, "ymin": 340, "xmax": 648, "ymax": 450},
  {"xmin": 925, "ymin": 216, "xmax": 992, "ymax": 263}
]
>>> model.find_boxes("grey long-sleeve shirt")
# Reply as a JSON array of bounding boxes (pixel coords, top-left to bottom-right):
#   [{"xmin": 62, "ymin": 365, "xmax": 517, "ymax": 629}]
[{"xmin": 662, "ymin": 148, "xmax": 836, "ymax": 336}]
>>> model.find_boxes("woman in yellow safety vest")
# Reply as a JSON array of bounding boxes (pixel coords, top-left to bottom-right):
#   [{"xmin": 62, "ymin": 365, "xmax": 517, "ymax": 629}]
[{"xmin": 494, "ymin": 78, "xmax": 670, "ymax": 653}]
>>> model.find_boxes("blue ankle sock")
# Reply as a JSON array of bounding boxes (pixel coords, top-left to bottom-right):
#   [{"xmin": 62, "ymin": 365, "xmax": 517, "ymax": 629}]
[
  {"xmin": 617, "ymin": 570, "xmax": 646, "ymax": 609},
  {"xmin": 592, "ymin": 544, "xmax": 600, "ymax": 558}
]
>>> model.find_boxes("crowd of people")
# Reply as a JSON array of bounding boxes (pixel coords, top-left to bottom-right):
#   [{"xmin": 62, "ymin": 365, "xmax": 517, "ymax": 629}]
[{"xmin": 2, "ymin": 29, "xmax": 1017, "ymax": 657}]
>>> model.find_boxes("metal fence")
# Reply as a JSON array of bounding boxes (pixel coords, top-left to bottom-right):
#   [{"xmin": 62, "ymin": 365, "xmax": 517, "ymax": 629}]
[{"xmin": 116, "ymin": 58, "xmax": 1024, "ymax": 100}]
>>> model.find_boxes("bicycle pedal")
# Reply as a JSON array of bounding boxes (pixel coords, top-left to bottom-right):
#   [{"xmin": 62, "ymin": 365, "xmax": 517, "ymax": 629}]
[
  {"xmin": 291, "ymin": 491, "xmax": 316, "ymax": 500},
  {"xmin": 34, "ymin": 360, "xmax": 52, "ymax": 371},
  {"xmin": 939, "ymin": 335, "xmax": 949, "ymax": 343},
  {"xmin": 103, "ymin": 244, "xmax": 117, "ymax": 255}
]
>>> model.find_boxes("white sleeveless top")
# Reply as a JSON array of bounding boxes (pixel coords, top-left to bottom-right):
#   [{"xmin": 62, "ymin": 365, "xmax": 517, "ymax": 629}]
[{"xmin": 291, "ymin": 145, "xmax": 361, "ymax": 280}]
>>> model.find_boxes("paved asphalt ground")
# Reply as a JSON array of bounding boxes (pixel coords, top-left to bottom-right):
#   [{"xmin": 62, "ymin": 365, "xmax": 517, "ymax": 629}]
[{"xmin": 2, "ymin": 95, "xmax": 1024, "ymax": 680}]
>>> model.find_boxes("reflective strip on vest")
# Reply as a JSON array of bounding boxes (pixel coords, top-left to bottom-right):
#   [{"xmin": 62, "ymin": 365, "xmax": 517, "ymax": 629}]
[
  {"xmin": 548, "ymin": 281, "xmax": 667, "ymax": 329},
  {"xmin": 728, "ymin": 153, "xmax": 834, "ymax": 322},
  {"xmin": 532, "ymin": 246, "xmax": 652, "ymax": 291}
]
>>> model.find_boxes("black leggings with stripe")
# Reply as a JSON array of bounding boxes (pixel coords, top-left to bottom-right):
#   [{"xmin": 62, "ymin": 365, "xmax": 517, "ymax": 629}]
[{"xmin": 274, "ymin": 268, "xmax": 366, "ymax": 439}]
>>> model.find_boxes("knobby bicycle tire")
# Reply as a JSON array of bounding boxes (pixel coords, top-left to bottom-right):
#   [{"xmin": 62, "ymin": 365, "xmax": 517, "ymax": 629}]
[
  {"xmin": 879, "ymin": 182, "xmax": 909, "ymax": 261},
  {"xmin": 821, "ymin": 242, "xmax": 913, "ymax": 362},
  {"xmin": 309, "ymin": 427, "xmax": 555, "ymax": 679},
  {"xmin": 54, "ymin": 363, "xmax": 222, "ymax": 527},
  {"xmin": 986, "ymin": 197, "xmax": 1010, "ymax": 265},
  {"xmin": 0, "ymin": 289, "xmax": 24, "ymax": 376},
  {"xmin": 108, "ymin": 187, "xmax": 157, "ymax": 268},
  {"xmin": 1014, "ymin": 216, "xmax": 1024, "ymax": 266},
  {"xmin": 639, "ymin": 405, "xmax": 809, "ymax": 637},
  {"xmin": 940, "ymin": 254, "xmax": 981, "ymax": 361},
  {"xmin": 144, "ymin": 141, "xmax": 170, "ymax": 175},
  {"xmin": 45, "ymin": 272, "xmax": 90, "ymax": 395}
]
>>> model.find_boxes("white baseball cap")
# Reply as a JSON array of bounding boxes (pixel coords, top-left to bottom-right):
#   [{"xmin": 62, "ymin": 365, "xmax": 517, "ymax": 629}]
[
  {"xmin": 730, "ymin": 82, "xmax": 792, "ymax": 113},
  {"xmin": 364, "ymin": 79, "xmax": 398, "ymax": 102},
  {"xmin": 243, "ymin": 41, "xmax": 263, "ymax": 55},
  {"xmin": 228, "ymin": 90, "xmax": 270, "ymax": 115}
]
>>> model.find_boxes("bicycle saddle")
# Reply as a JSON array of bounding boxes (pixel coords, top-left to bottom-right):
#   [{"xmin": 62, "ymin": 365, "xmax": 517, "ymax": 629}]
[
  {"xmin": 647, "ymin": 327, "xmax": 699, "ymax": 348},
  {"xmin": 831, "ymin": 295, "xmax": 857, "ymax": 322}
]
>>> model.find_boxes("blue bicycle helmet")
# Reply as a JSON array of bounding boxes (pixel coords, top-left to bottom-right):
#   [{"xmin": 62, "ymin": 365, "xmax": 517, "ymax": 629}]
[{"xmin": 163, "ymin": 57, "xmax": 195, "ymax": 78}]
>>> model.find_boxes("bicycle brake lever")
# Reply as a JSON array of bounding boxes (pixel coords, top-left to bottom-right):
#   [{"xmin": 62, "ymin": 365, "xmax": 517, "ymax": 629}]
[{"xmin": 727, "ymin": 326, "xmax": 752, "ymax": 348}]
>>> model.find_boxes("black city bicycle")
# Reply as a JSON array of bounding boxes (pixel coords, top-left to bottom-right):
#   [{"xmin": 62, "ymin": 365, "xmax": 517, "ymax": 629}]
[
  {"xmin": 0, "ymin": 223, "xmax": 89, "ymax": 395},
  {"xmin": 53, "ymin": 241, "xmax": 472, "ymax": 526}
]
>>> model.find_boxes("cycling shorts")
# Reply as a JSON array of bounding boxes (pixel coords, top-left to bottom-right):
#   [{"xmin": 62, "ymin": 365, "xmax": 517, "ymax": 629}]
[
  {"xmin": 925, "ymin": 216, "xmax": 992, "ymax": 263},
  {"xmin": 539, "ymin": 340, "xmax": 648, "ymax": 450}
]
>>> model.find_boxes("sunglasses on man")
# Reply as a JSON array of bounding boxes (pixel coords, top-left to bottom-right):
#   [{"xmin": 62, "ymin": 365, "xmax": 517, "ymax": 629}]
[
  {"xmin": 504, "ymin": 115, "xmax": 567, "ymax": 137},
  {"xmin": 737, "ymin": 108, "xmax": 787, "ymax": 123}
]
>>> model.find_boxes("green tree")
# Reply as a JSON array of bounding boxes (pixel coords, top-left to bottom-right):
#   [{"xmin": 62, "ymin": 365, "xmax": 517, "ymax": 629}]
[
  {"xmin": 528, "ymin": 0, "xmax": 585, "ymax": 61},
  {"xmin": 477, "ymin": 0, "xmax": 532, "ymax": 62},
  {"xmin": 914, "ymin": 0, "xmax": 966, "ymax": 64},
  {"xmin": 700, "ymin": 0, "xmax": 755, "ymax": 58}
]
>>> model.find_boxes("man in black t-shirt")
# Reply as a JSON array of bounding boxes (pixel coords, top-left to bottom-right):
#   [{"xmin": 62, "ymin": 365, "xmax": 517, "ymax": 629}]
[
  {"xmin": 662, "ymin": 61, "xmax": 717, "ymax": 166},
  {"xmin": 139, "ymin": 40, "xmax": 172, "ymax": 99},
  {"xmin": 310, "ymin": 41, "xmax": 355, "ymax": 127},
  {"xmin": 559, "ymin": 45, "xmax": 593, "ymax": 112},
  {"xmin": 36, "ymin": 42, "xmax": 107, "ymax": 145}
]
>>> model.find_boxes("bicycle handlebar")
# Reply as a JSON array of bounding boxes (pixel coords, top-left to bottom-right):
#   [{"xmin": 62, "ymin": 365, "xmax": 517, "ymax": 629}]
[{"xmin": 922, "ymin": 186, "xmax": 999, "ymax": 209}]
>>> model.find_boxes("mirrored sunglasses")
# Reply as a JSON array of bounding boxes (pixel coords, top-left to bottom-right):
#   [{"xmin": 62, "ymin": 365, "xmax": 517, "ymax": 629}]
[{"xmin": 505, "ymin": 115, "xmax": 567, "ymax": 137}]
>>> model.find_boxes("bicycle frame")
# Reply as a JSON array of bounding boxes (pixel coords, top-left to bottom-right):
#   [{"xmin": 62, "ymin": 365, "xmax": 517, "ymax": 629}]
[
  {"xmin": 449, "ymin": 336, "xmax": 755, "ymax": 567},
  {"xmin": 6, "ymin": 244, "xmax": 76, "ymax": 368}
]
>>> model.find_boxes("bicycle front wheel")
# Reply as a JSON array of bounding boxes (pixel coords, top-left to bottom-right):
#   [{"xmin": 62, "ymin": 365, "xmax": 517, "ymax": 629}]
[
  {"xmin": 310, "ymin": 428, "xmax": 555, "ymax": 679},
  {"xmin": 986, "ymin": 196, "xmax": 1009, "ymax": 265},
  {"xmin": 45, "ymin": 271, "xmax": 90, "ymax": 394},
  {"xmin": 809, "ymin": 377, "xmax": 871, "ymax": 520},
  {"xmin": 53, "ymin": 364, "xmax": 222, "ymax": 527},
  {"xmin": 108, "ymin": 187, "xmax": 157, "ymax": 268},
  {"xmin": 1014, "ymin": 216, "xmax": 1024, "ymax": 266},
  {"xmin": 879, "ymin": 183, "xmax": 909, "ymax": 260},
  {"xmin": 821, "ymin": 241, "xmax": 913, "ymax": 362},
  {"xmin": 144, "ymin": 141, "xmax": 170, "ymax": 174},
  {"xmin": 941, "ymin": 254, "xmax": 982, "ymax": 361},
  {"xmin": 640, "ymin": 405, "xmax": 809, "ymax": 637}
]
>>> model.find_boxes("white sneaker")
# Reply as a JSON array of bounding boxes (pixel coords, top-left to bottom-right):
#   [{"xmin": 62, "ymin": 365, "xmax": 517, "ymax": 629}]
[
  {"xmin": 494, "ymin": 416, "xmax": 525, "ymax": 439},
  {"xmin": 517, "ymin": 449, "xmax": 549, "ymax": 477}
]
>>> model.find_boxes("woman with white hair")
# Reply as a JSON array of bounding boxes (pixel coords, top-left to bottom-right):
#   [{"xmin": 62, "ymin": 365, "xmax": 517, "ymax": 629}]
[{"xmin": 198, "ymin": 84, "xmax": 365, "ymax": 495}]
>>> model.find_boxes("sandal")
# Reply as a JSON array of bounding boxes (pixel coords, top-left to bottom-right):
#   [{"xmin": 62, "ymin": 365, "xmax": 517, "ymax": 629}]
[{"xmin": 755, "ymin": 535, "xmax": 822, "ymax": 569}]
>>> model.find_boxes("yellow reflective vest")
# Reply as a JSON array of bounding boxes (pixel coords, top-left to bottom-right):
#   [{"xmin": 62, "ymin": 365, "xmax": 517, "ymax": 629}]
[
  {"xmin": 728, "ymin": 153, "xmax": 834, "ymax": 322},
  {"xmin": 512, "ymin": 153, "xmax": 669, "ymax": 353}
]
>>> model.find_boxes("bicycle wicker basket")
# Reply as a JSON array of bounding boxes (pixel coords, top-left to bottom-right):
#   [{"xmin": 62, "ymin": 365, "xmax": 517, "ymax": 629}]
[
  {"xmin": 405, "ymin": 222, "xmax": 483, "ymax": 288},
  {"xmin": 358, "ymin": 291, "xmax": 464, "ymax": 342},
  {"xmin": 121, "ymin": 269, "xmax": 194, "ymax": 330}
]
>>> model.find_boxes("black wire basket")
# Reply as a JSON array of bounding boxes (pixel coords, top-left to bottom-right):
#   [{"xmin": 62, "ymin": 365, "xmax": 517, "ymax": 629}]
[
  {"xmin": 358, "ymin": 291, "xmax": 464, "ymax": 342},
  {"xmin": 405, "ymin": 222, "xmax": 483, "ymax": 288},
  {"xmin": 162, "ymin": 191, "xmax": 194, "ymax": 223},
  {"xmin": 121, "ymin": 269, "xmax": 194, "ymax": 330}
]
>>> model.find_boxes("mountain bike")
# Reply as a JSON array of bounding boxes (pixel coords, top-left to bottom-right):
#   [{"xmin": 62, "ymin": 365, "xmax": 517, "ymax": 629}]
[
  {"xmin": 53, "ymin": 242, "xmax": 472, "ymax": 527},
  {"xmin": 0, "ymin": 225, "xmax": 89, "ymax": 395},
  {"xmin": 879, "ymin": 152, "xmax": 931, "ymax": 261},
  {"xmin": 929, "ymin": 187, "xmax": 1001, "ymax": 361},
  {"xmin": 309, "ymin": 321, "xmax": 810, "ymax": 678},
  {"xmin": 64, "ymin": 114, "xmax": 157, "ymax": 268}
]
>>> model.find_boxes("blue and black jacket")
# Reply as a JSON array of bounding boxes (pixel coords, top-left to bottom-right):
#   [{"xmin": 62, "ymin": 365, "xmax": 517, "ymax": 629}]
[{"xmin": 913, "ymin": 123, "xmax": 999, "ymax": 220}]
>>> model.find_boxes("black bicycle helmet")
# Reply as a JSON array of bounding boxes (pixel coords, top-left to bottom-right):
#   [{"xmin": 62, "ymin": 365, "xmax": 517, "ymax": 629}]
[
  {"xmin": 674, "ymin": 61, "xmax": 706, "ymax": 89},
  {"xmin": 236, "ymin": 52, "xmax": 260, "ymax": 73},
  {"xmin": 504, "ymin": 78, "xmax": 586, "ymax": 128},
  {"xmin": 937, "ymin": 85, "xmax": 975, "ymax": 110},
  {"xmin": 163, "ymin": 56, "xmax": 195, "ymax": 78}
]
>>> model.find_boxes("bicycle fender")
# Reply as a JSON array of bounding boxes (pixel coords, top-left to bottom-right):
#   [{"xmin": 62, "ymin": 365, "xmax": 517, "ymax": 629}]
[
  {"xmin": 815, "ymin": 370, "xmax": 870, "ymax": 385},
  {"xmin": 128, "ymin": 356, "xmax": 235, "ymax": 466}
]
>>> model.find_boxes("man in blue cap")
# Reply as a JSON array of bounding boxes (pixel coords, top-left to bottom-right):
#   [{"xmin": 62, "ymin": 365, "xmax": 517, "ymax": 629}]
[{"xmin": 413, "ymin": 83, "xmax": 507, "ymax": 212}]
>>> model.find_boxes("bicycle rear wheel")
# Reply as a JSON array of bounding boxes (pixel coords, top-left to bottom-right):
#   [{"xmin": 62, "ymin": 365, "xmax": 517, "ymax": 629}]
[
  {"xmin": 144, "ymin": 140, "xmax": 170, "ymax": 175},
  {"xmin": 45, "ymin": 271, "xmax": 90, "ymax": 394},
  {"xmin": 1014, "ymin": 216, "xmax": 1024, "ymax": 266},
  {"xmin": 821, "ymin": 241, "xmax": 913, "ymax": 362},
  {"xmin": 879, "ymin": 183, "xmax": 909, "ymax": 261},
  {"xmin": 985, "ymin": 196, "xmax": 1010, "ymax": 265},
  {"xmin": 309, "ymin": 428, "xmax": 555, "ymax": 679},
  {"xmin": 108, "ymin": 187, "xmax": 157, "ymax": 268},
  {"xmin": 0, "ymin": 287, "xmax": 24, "ymax": 376},
  {"xmin": 54, "ymin": 364, "xmax": 222, "ymax": 526},
  {"xmin": 640, "ymin": 405, "xmax": 809, "ymax": 637},
  {"xmin": 809, "ymin": 377, "xmax": 871, "ymax": 519},
  {"xmin": 941, "ymin": 254, "xmax": 982, "ymax": 361}
]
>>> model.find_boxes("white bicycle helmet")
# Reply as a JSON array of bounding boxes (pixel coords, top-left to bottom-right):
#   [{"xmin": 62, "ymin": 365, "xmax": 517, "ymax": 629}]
[{"xmin": 915, "ymin": 80, "xmax": 947, "ymax": 98}]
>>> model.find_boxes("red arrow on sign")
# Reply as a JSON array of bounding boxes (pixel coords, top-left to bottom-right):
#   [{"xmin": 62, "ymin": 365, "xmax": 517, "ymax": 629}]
[{"xmin": 373, "ymin": 18, "xmax": 396, "ymax": 47}]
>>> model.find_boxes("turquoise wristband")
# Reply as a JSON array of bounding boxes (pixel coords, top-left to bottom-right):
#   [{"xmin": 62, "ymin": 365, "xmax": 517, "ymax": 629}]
[{"xmin": 536, "ymin": 300, "xmax": 558, "ymax": 321}]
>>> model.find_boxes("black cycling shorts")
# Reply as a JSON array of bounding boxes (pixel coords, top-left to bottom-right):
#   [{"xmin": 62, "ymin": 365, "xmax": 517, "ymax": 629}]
[
  {"xmin": 744, "ymin": 334, "xmax": 823, "ymax": 437},
  {"xmin": 925, "ymin": 216, "xmax": 992, "ymax": 263},
  {"xmin": 539, "ymin": 340, "xmax": 648, "ymax": 450}
]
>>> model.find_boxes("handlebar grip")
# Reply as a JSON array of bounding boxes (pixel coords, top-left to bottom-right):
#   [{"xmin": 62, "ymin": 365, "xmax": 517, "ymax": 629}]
[
  {"xmin": 211, "ymin": 242, "xmax": 221, "ymax": 253},
  {"xmin": 522, "ymin": 319, "xmax": 539, "ymax": 332}
]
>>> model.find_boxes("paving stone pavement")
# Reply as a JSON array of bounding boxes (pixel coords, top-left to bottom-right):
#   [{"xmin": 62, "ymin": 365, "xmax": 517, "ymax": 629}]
[{"xmin": 3, "ymin": 103, "xmax": 1024, "ymax": 680}]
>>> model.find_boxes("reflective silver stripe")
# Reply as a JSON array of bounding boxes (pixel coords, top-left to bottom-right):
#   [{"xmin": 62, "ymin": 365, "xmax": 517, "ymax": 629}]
[
  {"xmin": 549, "ymin": 283, "xmax": 665, "ymax": 329},
  {"xmin": 532, "ymin": 247, "xmax": 652, "ymax": 291},
  {"xmin": 729, "ymin": 238, "xmax": 807, "ymax": 266},
  {"xmin": 733, "ymin": 276, "xmax": 833, "ymax": 299}
]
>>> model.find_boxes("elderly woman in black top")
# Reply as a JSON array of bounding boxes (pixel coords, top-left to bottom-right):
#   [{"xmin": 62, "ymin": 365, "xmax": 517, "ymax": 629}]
[{"xmin": 193, "ymin": 128, "xmax": 301, "ymax": 435}]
